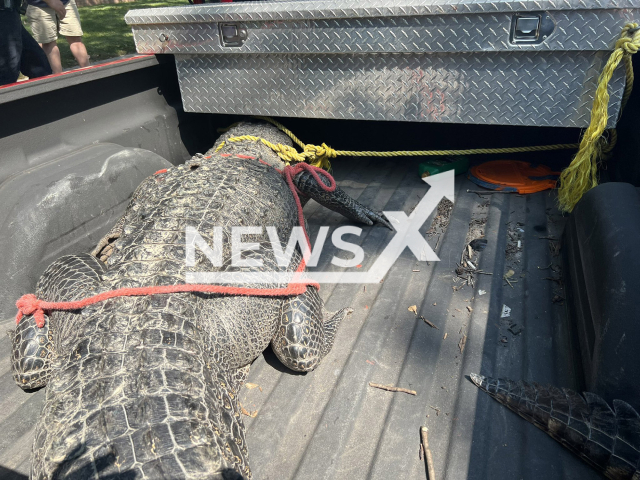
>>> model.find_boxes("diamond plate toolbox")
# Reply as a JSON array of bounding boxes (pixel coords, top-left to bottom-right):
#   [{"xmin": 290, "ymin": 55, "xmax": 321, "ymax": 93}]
[{"xmin": 125, "ymin": 0, "xmax": 640, "ymax": 127}]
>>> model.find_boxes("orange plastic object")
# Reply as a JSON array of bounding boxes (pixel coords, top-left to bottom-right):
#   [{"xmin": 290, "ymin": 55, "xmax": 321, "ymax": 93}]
[{"xmin": 467, "ymin": 161, "xmax": 561, "ymax": 194}]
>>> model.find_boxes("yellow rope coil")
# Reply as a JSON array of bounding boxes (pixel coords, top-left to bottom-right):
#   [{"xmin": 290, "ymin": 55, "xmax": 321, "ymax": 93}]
[
  {"xmin": 558, "ymin": 23, "xmax": 639, "ymax": 212},
  {"xmin": 215, "ymin": 24, "xmax": 639, "ymax": 212}
]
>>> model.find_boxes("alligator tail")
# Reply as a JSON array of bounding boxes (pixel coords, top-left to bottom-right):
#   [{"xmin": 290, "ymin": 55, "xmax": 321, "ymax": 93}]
[{"xmin": 469, "ymin": 373, "xmax": 640, "ymax": 480}]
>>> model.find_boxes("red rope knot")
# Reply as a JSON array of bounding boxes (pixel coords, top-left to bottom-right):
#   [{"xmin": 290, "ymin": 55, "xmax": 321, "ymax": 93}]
[
  {"xmin": 284, "ymin": 162, "xmax": 336, "ymax": 193},
  {"xmin": 282, "ymin": 163, "xmax": 336, "ymax": 248},
  {"xmin": 16, "ymin": 294, "xmax": 47, "ymax": 328}
]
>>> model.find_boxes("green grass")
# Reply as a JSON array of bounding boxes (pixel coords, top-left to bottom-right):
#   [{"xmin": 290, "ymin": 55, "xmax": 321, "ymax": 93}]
[{"xmin": 23, "ymin": 0, "xmax": 185, "ymax": 69}]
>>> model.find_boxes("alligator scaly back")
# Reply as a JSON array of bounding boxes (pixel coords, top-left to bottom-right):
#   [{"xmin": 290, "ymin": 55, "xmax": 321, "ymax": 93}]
[{"xmin": 470, "ymin": 373, "xmax": 640, "ymax": 480}]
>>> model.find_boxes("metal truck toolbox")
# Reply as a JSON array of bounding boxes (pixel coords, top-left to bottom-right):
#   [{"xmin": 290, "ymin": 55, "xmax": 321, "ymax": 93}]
[{"xmin": 125, "ymin": 0, "xmax": 640, "ymax": 127}]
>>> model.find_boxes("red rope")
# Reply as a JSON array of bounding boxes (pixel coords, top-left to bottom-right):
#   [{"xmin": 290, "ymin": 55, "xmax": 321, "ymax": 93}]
[{"xmin": 16, "ymin": 159, "xmax": 335, "ymax": 328}]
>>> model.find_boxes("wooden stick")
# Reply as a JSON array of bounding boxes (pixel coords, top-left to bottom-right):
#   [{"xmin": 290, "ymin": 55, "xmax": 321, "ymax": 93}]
[
  {"xmin": 420, "ymin": 315, "xmax": 439, "ymax": 329},
  {"xmin": 369, "ymin": 382, "xmax": 417, "ymax": 395},
  {"xmin": 421, "ymin": 426, "xmax": 436, "ymax": 480}
]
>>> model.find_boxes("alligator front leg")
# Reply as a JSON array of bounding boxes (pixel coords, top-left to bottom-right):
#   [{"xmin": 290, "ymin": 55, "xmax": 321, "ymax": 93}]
[
  {"xmin": 11, "ymin": 253, "xmax": 105, "ymax": 390},
  {"xmin": 271, "ymin": 287, "xmax": 351, "ymax": 372},
  {"xmin": 91, "ymin": 174, "xmax": 159, "ymax": 262},
  {"xmin": 293, "ymin": 169, "xmax": 392, "ymax": 229}
]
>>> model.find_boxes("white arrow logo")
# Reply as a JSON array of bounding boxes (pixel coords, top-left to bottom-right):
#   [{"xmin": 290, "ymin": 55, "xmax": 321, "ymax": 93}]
[{"xmin": 186, "ymin": 170, "xmax": 455, "ymax": 285}]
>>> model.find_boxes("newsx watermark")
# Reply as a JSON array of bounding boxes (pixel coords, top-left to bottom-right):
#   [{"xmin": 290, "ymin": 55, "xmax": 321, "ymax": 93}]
[{"xmin": 185, "ymin": 171, "xmax": 455, "ymax": 285}]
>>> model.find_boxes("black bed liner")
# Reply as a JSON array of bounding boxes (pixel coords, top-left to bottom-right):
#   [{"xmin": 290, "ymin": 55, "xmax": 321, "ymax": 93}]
[{"xmin": 0, "ymin": 155, "xmax": 601, "ymax": 480}]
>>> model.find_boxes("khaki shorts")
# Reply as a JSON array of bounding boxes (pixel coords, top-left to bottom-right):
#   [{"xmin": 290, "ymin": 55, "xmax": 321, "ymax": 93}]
[{"xmin": 26, "ymin": 0, "xmax": 83, "ymax": 44}]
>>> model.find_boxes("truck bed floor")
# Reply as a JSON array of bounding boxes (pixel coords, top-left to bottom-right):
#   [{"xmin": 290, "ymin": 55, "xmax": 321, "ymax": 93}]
[{"xmin": 0, "ymin": 157, "xmax": 598, "ymax": 480}]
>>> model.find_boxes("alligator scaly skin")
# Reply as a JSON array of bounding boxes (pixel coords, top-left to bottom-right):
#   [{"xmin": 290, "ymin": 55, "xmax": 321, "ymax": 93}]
[
  {"xmin": 471, "ymin": 373, "xmax": 640, "ymax": 480},
  {"xmin": 11, "ymin": 122, "xmax": 387, "ymax": 479}
]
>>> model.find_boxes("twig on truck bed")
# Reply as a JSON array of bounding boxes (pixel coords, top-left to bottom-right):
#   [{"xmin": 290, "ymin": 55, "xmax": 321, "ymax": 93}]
[
  {"xmin": 421, "ymin": 426, "xmax": 436, "ymax": 480},
  {"xmin": 369, "ymin": 382, "xmax": 417, "ymax": 395},
  {"xmin": 420, "ymin": 315, "xmax": 439, "ymax": 329}
]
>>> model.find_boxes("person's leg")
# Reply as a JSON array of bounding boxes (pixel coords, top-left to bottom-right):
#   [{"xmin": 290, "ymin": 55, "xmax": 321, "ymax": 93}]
[
  {"xmin": 59, "ymin": 0, "xmax": 88, "ymax": 67},
  {"xmin": 65, "ymin": 36, "xmax": 89, "ymax": 67},
  {"xmin": 0, "ymin": 9, "xmax": 22, "ymax": 86},
  {"xmin": 26, "ymin": 4, "xmax": 61, "ymax": 73},
  {"xmin": 40, "ymin": 41, "xmax": 62, "ymax": 73},
  {"xmin": 20, "ymin": 26, "xmax": 52, "ymax": 79}
]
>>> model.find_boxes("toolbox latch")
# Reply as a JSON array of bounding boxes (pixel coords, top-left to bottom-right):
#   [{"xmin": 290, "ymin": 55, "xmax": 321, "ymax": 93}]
[
  {"xmin": 514, "ymin": 17, "xmax": 540, "ymax": 40},
  {"xmin": 510, "ymin": 13, "xmax": 554, "ymax": 45},
  {"xmin": 220, "ymin": 23, "xmax": 248, "ymax": 47}
]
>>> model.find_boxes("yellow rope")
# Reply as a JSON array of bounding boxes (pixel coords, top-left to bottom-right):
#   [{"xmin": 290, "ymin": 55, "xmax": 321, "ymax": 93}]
[
  {"xmin": 558, "ymin": 23, "xmax": 640, "ymax": 212},
  {"xmin": 216, "ymin": 118, "xmax": 578, "ymax": 171},
  {"xmin": 214, "ymin": 24, "xmax": 639, "ymax": 211}
]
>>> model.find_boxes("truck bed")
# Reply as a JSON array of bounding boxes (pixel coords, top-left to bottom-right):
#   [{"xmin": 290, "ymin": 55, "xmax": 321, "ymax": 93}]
[
  {"xmin": 0, "ymin": 56, "xmax": 605, "ymax": 479},
  {"xmin": 0, "ymin": 156, "xmax": 596, "ymax": 480}
]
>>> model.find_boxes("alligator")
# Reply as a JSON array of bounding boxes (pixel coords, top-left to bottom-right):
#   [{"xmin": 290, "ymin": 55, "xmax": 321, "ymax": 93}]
[
  {"xmin": 10, "ymin": 121, "xmax": 391, "ymax": 480},
  {"xmin": 470, "ymin": 373, "xmax": 640, "ymax": 480}
]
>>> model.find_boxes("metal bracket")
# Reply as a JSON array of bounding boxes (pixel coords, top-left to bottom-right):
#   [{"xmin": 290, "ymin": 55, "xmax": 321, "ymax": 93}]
[{"xmin": 219, "ymin": 23, "xmax": 248, "ymax": 47}]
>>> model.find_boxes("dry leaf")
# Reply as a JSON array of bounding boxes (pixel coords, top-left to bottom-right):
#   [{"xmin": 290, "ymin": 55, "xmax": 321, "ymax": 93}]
[
  {"xmin": 240, "ymin": 404, "xmax": 258, "ymax": 417},
  {"xmin": 408, "ymin": 305, "xmax": 418, "ymax": 315},
  {"xmin": 504, "ymin": 269, "xmax": 515, "ymax": 279},
  {"xmin": 245, "ymin": 383, "xmax": 259, "ymax": 390}
]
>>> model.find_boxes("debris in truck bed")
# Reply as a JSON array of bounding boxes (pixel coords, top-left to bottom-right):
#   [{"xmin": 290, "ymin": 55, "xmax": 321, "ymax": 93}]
[
  {"xmin": 454, "ymin": 203, "xmax": 489, "ymax": 289},
  {"xmin": 458, "ymin": 335, "xmax": 467, "ymax": 353},
  {"xmin": 501, "ymin": 305, "xmax": 512, "ymax": 317},
  {"xmin": 369, "ymin": 382, "xmax": 417, "ymax": 395},
  {"xmin": 408, "ymin": 305, "xmax": 418, "ymax": 315},
  {"xmin": 245, "ymin": 383, "xmax": 260, "ymax": 390},
  {"xmin": 421, "ymin": 427, "xmax": 436, "ymax": 480},
  {"xmin": 505, "ymin": 224, "xmax": 524, "ymax": 265},
  {"xmin": 426, "ymin": 198, "xmax": 454, "ymax": 254},
  {"xmin": 241, "ymin": 405, "xmax": 258, "ymax": 418},
  {"xmin": 508, "ymin": 323, "xmax": 524, "ymax": 335},
  {"xmin": 420, "ymin": 316, "xmax": 438, "ymax": 329},
  {"xmin": 469, "ymin": 238, "xmax": 488, "ymax": 251},
  {"xmin": 427, "ymin": 198, "xmax": 454, "ymax": 237}
]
